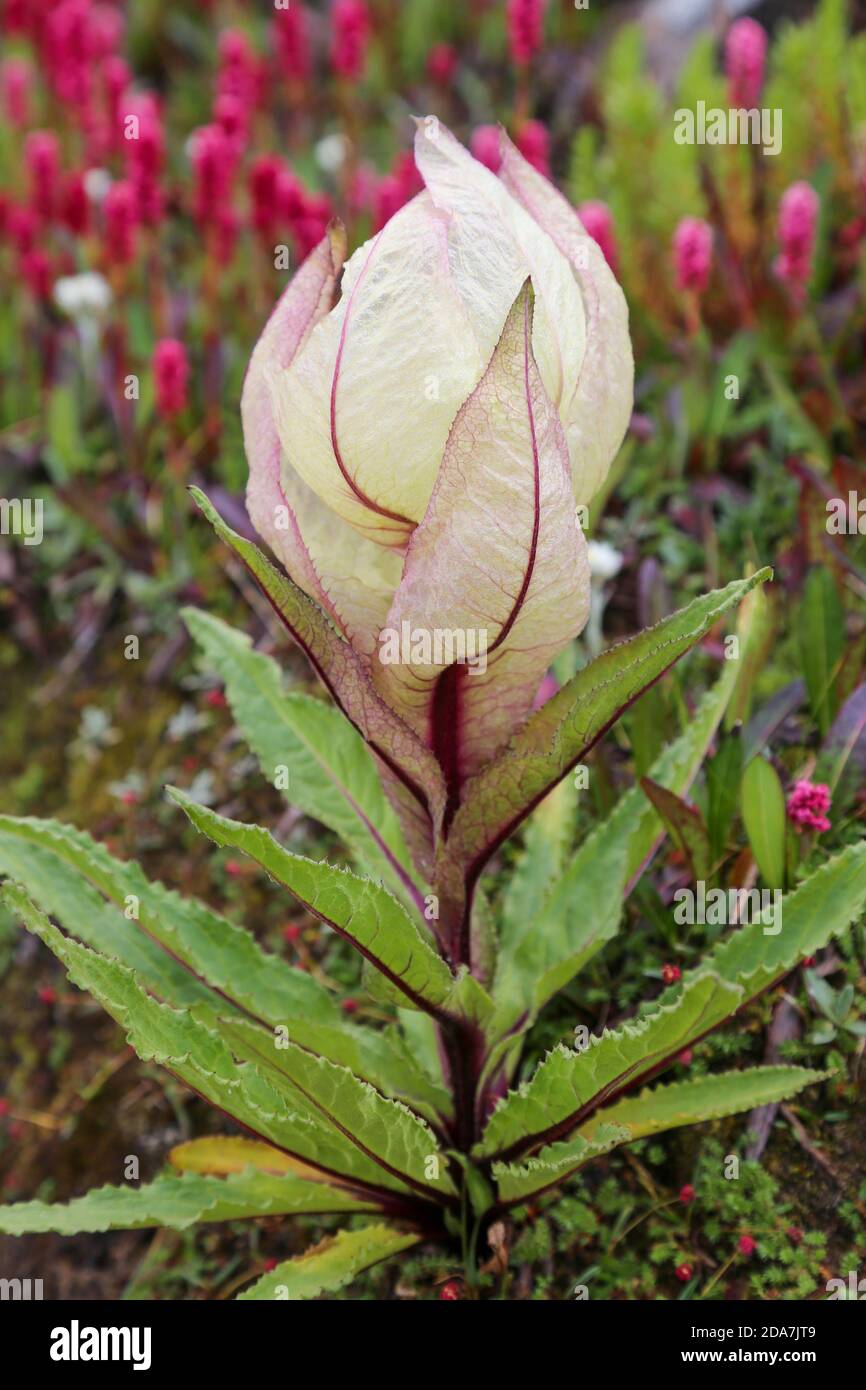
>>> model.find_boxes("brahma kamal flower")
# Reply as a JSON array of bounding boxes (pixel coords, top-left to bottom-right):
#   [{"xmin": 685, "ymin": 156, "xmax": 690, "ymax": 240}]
[{"xmin": 242, "ymin": 119, "xmax": 632, "ymax": 849}]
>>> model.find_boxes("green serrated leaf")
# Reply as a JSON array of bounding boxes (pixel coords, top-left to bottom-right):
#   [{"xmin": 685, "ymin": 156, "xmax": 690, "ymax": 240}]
[
  {"xmin": 491, "ymin": 653, "xmax": 748, "ymax": 1035},
  {"xmin": 0, "ymin": 814, "xmax": 339, "ymax": 1026},
  {"xmin": 478, "ymin": 843, "xmax": 866, "ymax": 1163},
  {"xmin": 578, "ymin": 1066, "xmax": 828, "ymax": 1144},
  {"xmin": 0, "ymin": 1168, "xmax": 377, "ymax": 1236},
  {"xmin": 201, "ymin": 1012, "xmax": 457, "ymax": 1201},
  {"xmin": 182, "ymin": 607, "xmax": 419, "ymax": 905},
  {"xmin": 169, "ymin": 789, "xmax": 493, "ymax": 1030},
  {"xmin": 492, "ymin": 1124, "xmax": 629, "ymax": 1205},
  {"xmin": 238, "ymin": 1224, "xmax": 419, "ymax": 1301},
  {"xmin": 189, "ymin": 487, "xmax": 446, "ymax": 854},
  {"xmin": 442, "ymin": 571, "xmax": 772, "ymax": 907},
  {"xmin": 1, "ymin": 883, "xmax": 417, "ymax": 1201}
]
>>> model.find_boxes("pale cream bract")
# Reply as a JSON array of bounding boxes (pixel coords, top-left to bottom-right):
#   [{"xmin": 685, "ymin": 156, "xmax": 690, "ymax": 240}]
[{"xmin": 243, "ymin": 120, "xmax": 633, "ymax": 801}]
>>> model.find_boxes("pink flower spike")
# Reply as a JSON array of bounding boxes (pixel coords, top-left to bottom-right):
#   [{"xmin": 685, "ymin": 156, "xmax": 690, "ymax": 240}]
[
  {"xmin": 217, "ymin": 27, "xmax": 258, "ymax": 111},
  {"xmin": 673, "ymin": 216, "xmax": 713, "ymax": 294},
  {"xmin": 25, "ymin": 131, "xmax": 61, "ymax": 220},
  {"xmin": 515, "ymin": 119, "xmax": 550, "ymax": 177},
  {"xmin": 725, "ymin": 18, "xmax": 767, "ymax": 110},
  {"xmin": 786, "ymin": 778, "xmax": 831, "ymax": 833},
  {"xmin": 470, "ymin": 124, "xmax": 503, "ymax": 174},
  {"xmin": 1, "ymin": 57, "xmax": 32, "ymax": 127},
  {"xmin": 427, "ymin": 43, "xmax": 458, "ymax": 85},
  {"xmin": 60, "ymin": 171, "xmax": 89, "ymax": 237},
  {"xmin": 103, "ymin": 179, "xmax": 139, "ymax": 265},
  {"xmin": 774, "ymin": 181, "xmax": 819, "ymax": 299},
  {"xmin": 578, "ymin": 200, "xmax": 619, "ymax": 275},
  {"xmin": 191, "ymin": 123, "xmax": 236, "ymax": 228},
  {"xmin": 507, "ymin": 0, "xmax": 547, "ymax": 69},
  {"xmin": 274, "ymin": 4, "xmax": 311, "ymax": 84},
  {"xmin": 249, "ymin": 154, "xmax": 284, "ymax": 239},
  {"xmin": 153, "ymin": 339, "xmax": 190, "ymax": 420},
  {"xmin": 331, "ymin": 0, "xmax": 370, "ymax": 81}
]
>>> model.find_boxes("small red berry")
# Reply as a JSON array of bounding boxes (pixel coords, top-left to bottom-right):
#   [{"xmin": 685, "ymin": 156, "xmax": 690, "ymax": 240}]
[
  {"xmin": 439, "ymin": 1279, "xmax": 462, "ymax": 1300},
  {"xmin": 205, "ymin": 688, "xmax": 227, "ymax": 708},
  {"xmin": 675, "ymin": 1263, "xmax": 693, "ymax": 1282},
  {"xmin": 341, "ymin": 998, "xmax": 359, "ymax": 1014},
  {"xmin": 678, "ymin": 1049, "xmax": 693, "ymax": 1066},
  {"xmin": 225, "ymin": 859, "xmax": 243, "ymax": 877},
  {"xmin": 679, "ymin": 1184, "xmax": 696, "ymax": 1204},
  {"xmin": 802, "ymin": 956, "xmax": 816, "ymax": 968},
  {"xmin": 120, "ymin": 789, "xmax": 138, "ymax": 806},
  {"xmin": 282, "ymin": 924, "xmax": 302, "ymax": 943},
  {"xmin": 662, "ymin": 963, "xmax": 682, "ymax": 985},
  {"xmin": 738, "ymin": 1235, "xmax": 757, "ymax": 1257},
  {"xmin": 0, "ymin": 1099, "xmax": 10, "ymax": 1117},
  {"xmin": 263, "ymin": 1256, "xmax": 278, "ymax": 1272},
  {"xmin": 787, "ymin": 1227, "xmax": 803, "ymax": 1245},
  {"xmin": 37, "ymin": 986, "xmax": 57, "ymax": 1006}
]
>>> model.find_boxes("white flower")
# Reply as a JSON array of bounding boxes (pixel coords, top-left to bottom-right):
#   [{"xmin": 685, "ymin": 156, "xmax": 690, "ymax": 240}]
[
  {"xmin": 53, "ymin": 272, "xmax": 113, "ymax": 319},
  {"xmin": 83, "ymin": 168, "xmax": 112, "ymax": 204},
  {"xmin": 587, "ymin": 539, "xmax": 624, "ymax": 583},
  {"xmin": 314, "ymin": 132, "xmax": 349, "ymax": 175}
]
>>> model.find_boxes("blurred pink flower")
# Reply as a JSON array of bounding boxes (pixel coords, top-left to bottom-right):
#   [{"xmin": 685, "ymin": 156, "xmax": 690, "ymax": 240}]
[
  {"xmin": 774, "ymin": 181, "xmax": 819, "ymax": 298},
  {"xmin": 1, "ymin": 57, "xmax": 32, "ymax": 127},
  {"xmin": 372, "ymin": 151, "xmax": 422, "ymax": 231},
  {"xmin": 217, "ymin": 27, "xmax": 258, "ymax": 110},
  {"xmin": 103, "ymin": 55, "xmax": 131, "ymax": 148},
  {"xmin": 214, "ymin": 206, "xmax": 240, "ymax": 267},
  {"xmin": 274, "ymin": 3, "xmax": 311, "ymax": 84},
  {"xmin": 507, "ymin": 0, "xmax": 547, "ymax": 68},
  {"xmin": 673, "ymin": 216, "xmax": 713, "ymax": 294},
  {"xmin": 191, "ymin": 123, "xmax": 236, "ymax": 228},
  {"xmin": 25, "ymin": 131, "xmax": 61, "ymax": 220},
  {"xmin": 103, "ymin": 179, "xmax": 138, "ymax": 265},
  {"xmin": 60, "ymin": 171, "xmax": 89, "ymax": 236},
  {"xmin": 725, "ymin": 18, "xmax": 767, "ymax": 109},
  {"xmin": 515, "ymin": 119, "xmax": 550, "ymax": 177},
  {"xmin": 427, "ymin": 43, "xmax": 458, "ymax": 85},
  {"xmin": 470, "ymin": 124, "xmax": 502, "ymax": 173},
  {"xmin": 123, "ymin": 95, "xmax": 165, "ymax": 227},
  {"xmin": 330, "ymin": 0, "xmax": 370, "ymax": 81},
  {"xmin": 578, "ymin": 200, "xmax": 619, "ymax": 275},
  {"xmin": 7, "ymin": 204, "xmax": 39, "ymax": 254},
  {"xmin": 250, "ymin": 155, "xmax": 284, "ymax": 239},
  {"xmin": 153, "ymin": 338, "xmax": 190, "ymax": 419},
  {"xmin": 787, "ymin": 779, "xmax": 831, "ymax": 833},
  {"xmin": 44, "ymin": 0, "xmax": 96, "ymax": 110}
]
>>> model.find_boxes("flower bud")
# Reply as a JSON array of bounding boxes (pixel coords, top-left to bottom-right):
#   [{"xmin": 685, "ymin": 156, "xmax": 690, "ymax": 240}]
[
  {"xmin": 153, "ymin": 338, "xmax": 190, "ymax": 420},
  {"xmin": 244, "ymin": 121, "xmax": 632, "ymax": 789},
  {"xmin": 725, "ymin": 18, "xmax": 767, "ymax": 110},
  {"xmin": 672, "ymin": 216, "xmax": 713, "ymax": 294},
  {"xmin": 774, "ymin": 181, "xmax": 819, "ymax": 298}
]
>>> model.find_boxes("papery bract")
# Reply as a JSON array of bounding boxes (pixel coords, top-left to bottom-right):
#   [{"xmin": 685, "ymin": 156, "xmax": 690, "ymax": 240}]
[{"xmin": 245, "ymin": 120, "xmax": 632, "ymax": 864}]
